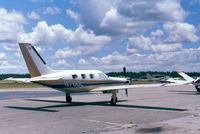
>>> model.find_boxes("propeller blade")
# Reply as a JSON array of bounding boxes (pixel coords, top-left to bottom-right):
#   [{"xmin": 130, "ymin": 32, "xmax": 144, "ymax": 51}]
[
  {"xmin": 123, "ymin": 67, "xmax": 129, "ymax": 97},
  {"xmin": 123, "ymin": 67, "xmax": 127, "ymax": 78}
]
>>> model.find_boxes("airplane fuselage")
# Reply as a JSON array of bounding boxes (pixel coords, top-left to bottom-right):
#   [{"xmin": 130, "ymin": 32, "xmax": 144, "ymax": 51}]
[{"xmin": 32, "ymin": 70, "xmax": 128, "ymax": 93}]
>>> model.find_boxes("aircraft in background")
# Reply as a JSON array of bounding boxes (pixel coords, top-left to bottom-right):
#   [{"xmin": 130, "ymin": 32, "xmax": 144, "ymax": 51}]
[
  {"xmin": 146, "ymin": 73, "xmax": 170, "ymax": 82},
  {"xmin": 15, "ymin": 43, "xmax": 180, "ymax": 105},
  {"xmin": 177, "ymin": 72, "xmax": 200, "ymax": 92}
]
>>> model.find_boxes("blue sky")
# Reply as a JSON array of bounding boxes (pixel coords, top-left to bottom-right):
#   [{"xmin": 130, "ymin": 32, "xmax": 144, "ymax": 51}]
[{"xmin": 0, "ymin": 0, "xmax": 200, "ymax": 74}]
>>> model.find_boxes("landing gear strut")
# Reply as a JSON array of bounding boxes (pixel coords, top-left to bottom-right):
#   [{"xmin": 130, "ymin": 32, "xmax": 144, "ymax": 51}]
[
  {"xmin": 65, "ymin": 93, "xmax": 72, "ymax": 103},
  {"xmin": 195, "ymin": 86, "xmax": 200, "ymax": 92},
  {"xmin": 110, "ymin": 90, "xmax": 118, "ymax": 105}
]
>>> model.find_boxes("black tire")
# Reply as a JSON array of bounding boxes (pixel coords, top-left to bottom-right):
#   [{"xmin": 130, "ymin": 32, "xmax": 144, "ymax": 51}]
[
  {"xmin": 110, "ymin": 97, "xmax": 117, "ymax": 105},
  {"xmin": 66, "ymin": 96, "xmax": 72, "ymax": 103},
  {"xmin": 195, "ymin": 86, "xmax": 200, "ymax": 92}
]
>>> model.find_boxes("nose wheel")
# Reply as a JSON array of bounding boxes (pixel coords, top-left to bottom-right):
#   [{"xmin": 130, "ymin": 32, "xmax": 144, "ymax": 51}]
[
  {"xmin": 65, "ymin": 93, "xmax": 72, "ymax": 103},
  {"xmin": 110, "ymin": 90, "xmax": 118, "ymax": 105}
]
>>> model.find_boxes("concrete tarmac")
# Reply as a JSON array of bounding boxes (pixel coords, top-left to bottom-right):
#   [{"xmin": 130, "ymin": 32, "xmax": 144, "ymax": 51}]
[{"xmin": 0, "ymin": 85, "xmax": 200, "ymax": 134}]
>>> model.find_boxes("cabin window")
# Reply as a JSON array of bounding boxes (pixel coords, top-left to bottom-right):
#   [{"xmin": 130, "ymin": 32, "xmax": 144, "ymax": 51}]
[
  {"xmin": 89, "ymin": 74, "xmax": 95, "ymax": 79},
  {"xmin": 81, "ymin": 74, "xmax": 86, "ymax": 79},
  {"xmin": 72, "ymin": 74, "xmax": 78, "ymax": 79}
]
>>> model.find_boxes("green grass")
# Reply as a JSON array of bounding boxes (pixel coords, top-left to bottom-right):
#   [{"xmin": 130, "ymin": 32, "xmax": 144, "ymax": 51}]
[
  {"xmin": 132, "ymin": 80, "xmax": 160, "ymax": 84},
  {"xmin": 0, "ymin": 81, "xmax": 43, "ymax": 89}
]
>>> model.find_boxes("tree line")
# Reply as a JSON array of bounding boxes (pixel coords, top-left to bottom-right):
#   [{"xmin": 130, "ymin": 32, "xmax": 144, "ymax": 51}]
[
  {"xmin": 106, "ymin": 71, "xmax": 200, "ymax": 79},
  {"xmin": 1, "ymin": 71, "xmax": 200, "ymax": 80}
]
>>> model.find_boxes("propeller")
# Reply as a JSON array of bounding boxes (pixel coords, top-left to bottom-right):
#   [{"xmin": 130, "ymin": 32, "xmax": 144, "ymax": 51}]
[
  {"xmin": 123, "ymin": 67, "xmax": 129, "ymax": 97},
  {"xmin": 123, "ymin": 67, "xmax": 127, "ymax": 77}
]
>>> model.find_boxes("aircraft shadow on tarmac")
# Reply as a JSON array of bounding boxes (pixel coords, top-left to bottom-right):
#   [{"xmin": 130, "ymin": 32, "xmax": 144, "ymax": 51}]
[
  {"xmin": 5, "ymin": 98, "xmax": 187, "ymax": 113},
  {"xmin": 169, "ymin": 90, "xmax": 200, "ymax": 95}
]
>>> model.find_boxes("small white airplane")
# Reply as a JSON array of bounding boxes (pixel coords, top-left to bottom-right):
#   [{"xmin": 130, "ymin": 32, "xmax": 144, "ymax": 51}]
[
  {"xmin": 146, "ymin": 73, "xmax": 169, "ymax": 82},
  {"xmin": 176, "ymin": 72, "xmax": 200, "ymax": 92},
  {"xmin": 16, "ymin": 43, "xmax": 180, "ymax": 105}
]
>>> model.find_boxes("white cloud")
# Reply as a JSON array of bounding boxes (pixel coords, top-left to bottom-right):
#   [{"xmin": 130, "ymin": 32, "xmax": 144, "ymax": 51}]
[
  {"xmin": 0, "ymin": 53, "xmax": 6, "ymax": 60},
  {"xmin": 78, "ymin": 58, "xmax": 89, "ymax": 65},
  {"xmin": 27, "ymin": 11, "xmax": 41, "ymax": 20},
  {"xmin": 163, "ymin": 22, "xmax": 199, "ymax": 43},
  {"xmin": 55, "ymin": 48, "xmax": 81, "ymax": 58},
  {"xmin": 155, "ymin": 0, "xmax": 187, "ymax": 21},
  {"xmin": 128, "ymin": 35, "xmax": 183, "ymax": 53},
  {"xmin": 0, "ymin": 8, "xmax": 25, "ymax": 43},
  {"xmin": 20, "ymin": 21, "xmax": 111, "ymax": 56},
  {"xmin": 57, "ymin": 59, "xmax": 69, "ymax": 66},
  {"xmin": 79, "ymin": 0, "xmax": 187, "ymax": 36},
  {"xmin": 100, "ymin": 7, "xmax": 156, "ymax": 35},
  {"xmin": 3, "ymin": 44, "xmax": 19, "ymax": 52},
  {"xmin": 66, "ymin": 9, "xmax": 80, "ymax": 23},
  {"xmin": 42, "ymin": 7, "xmax": 61, "ymax": 15},
  {"xmin": 117, "ymin": 0, "xmax": 186, "ymax": 22},
  {"xmin": 76, "ymin": 47, "xmax": 200, "ymax": 72},
  {"xmin": 151, "ymin": 43, "xmax": 182, "ymax": 53}
]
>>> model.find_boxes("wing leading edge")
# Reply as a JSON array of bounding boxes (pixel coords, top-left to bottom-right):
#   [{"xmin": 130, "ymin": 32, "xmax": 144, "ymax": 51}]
[{"xmin": 90, "ymin": 83, "xmax": 183, "ymax": 92}]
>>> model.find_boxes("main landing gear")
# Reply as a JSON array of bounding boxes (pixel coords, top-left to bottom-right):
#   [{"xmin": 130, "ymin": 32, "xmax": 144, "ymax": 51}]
[
  {"xmin": 195, "ymin": 86, "xmax": 200, "ymax": 92},
  {"xmin": 110, "ymin": 90, "xmax": 118, "ymax": 105},
  {"xmin": 65, "ymin": 93, "xmax": 72, "ymax": 103}
]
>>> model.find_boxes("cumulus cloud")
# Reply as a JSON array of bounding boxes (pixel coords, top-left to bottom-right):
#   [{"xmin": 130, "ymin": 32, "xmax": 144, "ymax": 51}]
[
  {"xmin": 79, "ymin": 0, "xmax": 187, "ymax": 36},
  {"xmin": 3, "ymin": 44, "xmax": 20, "ymax": 52},
  {"xmin": 163, "ymin": 22, "xmax": 198, "ymax": 43},
  {"xmin": 55, "ymin": 47, "xmax": 81, "ymax": 58},
  {"xmin": 20, "ymin": 21, "xmax": 110, "ymax": 45},
  {"xmin": 27, "ymin": 11, "xmax": 41, "ymax": 20},
  {"xmin": 66, "ymin": 9, "xmax": 80, "ymax": 23},
  {"xmin": 19, "ymin": 21, "xmax": 111, "ymax": 58},
  {"xmin": 42, "ymin": 7, "xmax": 61, "ymax": 15},
  {"xmin": 0, "ymin": 53, "xmax": 6, "ymax": 60},
  {"xmin": 127, "ymin": 35, "xmax": 183, "ymax": 53},
  {"xmin": 0, "ymin": 8, "xmax": 25, "ymax": 43},
  {"xmin": 76, "ymin": 47, "xmax": 200, "ymax": 72},
  {"xmin": 57, "ymin": 59, "xmax": 69, "ymax": 66}
]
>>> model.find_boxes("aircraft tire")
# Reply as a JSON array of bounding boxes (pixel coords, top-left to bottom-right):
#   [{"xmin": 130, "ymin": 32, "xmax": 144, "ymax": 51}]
[
  {"xmin": 66, "ymin": 96, "xmax": 72, "ymax": 103},
  {"xmin": 110, "ymin": 97, "xmax": 117, "ymax": 105},
  {"xmin": 195, "ymin": 86, "xmax": 200, "ymax": 92}
]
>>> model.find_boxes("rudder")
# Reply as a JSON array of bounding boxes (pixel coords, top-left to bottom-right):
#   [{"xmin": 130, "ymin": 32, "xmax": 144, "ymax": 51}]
[{"xmin": 19, "ymin": 43, "xmax": 54, "ymax": 77}]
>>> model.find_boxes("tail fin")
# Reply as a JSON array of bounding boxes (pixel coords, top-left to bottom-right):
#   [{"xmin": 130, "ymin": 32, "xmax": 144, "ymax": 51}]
[
  {"xmin": 178, "ymin": 72, "xmax": 194, "ymax": 82},
  {"xmin": 146, "ymin": 73, "xmax": 153, "ymax": 80},
  {"xmin": 19, "ymin": 43, "xmax": 54, "ymax": 77}
]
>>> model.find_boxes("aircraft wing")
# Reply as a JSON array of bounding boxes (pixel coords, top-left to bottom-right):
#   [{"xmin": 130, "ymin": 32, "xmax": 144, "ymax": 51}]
[
  {"xmin": 29, "ymin": 75, "xmax": 68, "ymax": 82},
  {"xmin": 3, "ymin": 77, "xmax": 30, "ymax": 83},
  {"xmin": 91, "ymin": 83, "xmax": 183, "ymax": 92},
  {"xmin": 165, "ymin": 78, "xmax": 191, "ymax": 84}
]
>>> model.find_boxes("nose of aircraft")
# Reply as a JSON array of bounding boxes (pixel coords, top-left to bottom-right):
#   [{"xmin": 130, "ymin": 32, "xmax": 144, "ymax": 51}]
[{"xmin": 109, "ymin": 77, "xmax": 129, "ymax": 83}]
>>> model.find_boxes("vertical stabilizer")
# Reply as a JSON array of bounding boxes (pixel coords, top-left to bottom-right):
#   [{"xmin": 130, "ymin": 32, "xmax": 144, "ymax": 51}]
[
  {"xmin": 19, "ymin": 43, "xmax": 54, "ymax": 77},
  {"xmin": 146, "ymin": 73, "xmax": 153, "ymax": 80},
  {"xmin": 178, "ymin": 72, "xmax": 194, "ymax": 82}
]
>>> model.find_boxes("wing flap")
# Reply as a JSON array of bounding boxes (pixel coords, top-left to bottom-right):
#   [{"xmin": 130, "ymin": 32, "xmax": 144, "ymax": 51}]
[{"xmin": 30, "ymin": 77, "xmax": 62, "ymax": 82}]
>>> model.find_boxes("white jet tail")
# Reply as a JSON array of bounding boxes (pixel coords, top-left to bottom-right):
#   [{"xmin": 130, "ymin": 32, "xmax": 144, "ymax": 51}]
[
  {"xmin": 19, "ymin": 43, "xmax": 54, "ymax": 77},
  {"xmin": 178, "ymin": 72, "xmax": 194, "ymax": 82}
]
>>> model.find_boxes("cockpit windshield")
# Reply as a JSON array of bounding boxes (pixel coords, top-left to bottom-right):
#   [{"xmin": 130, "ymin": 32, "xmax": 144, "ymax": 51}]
[{"xmin": 98, "ymin": 73, "xmax": 108, "ymax": 79}]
